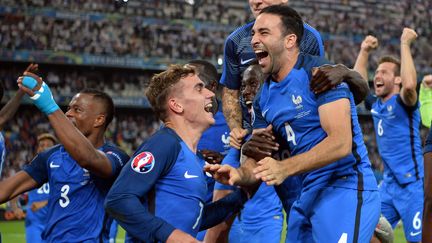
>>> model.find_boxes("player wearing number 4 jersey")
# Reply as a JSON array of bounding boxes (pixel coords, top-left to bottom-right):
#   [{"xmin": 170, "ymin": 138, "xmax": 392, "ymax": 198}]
[
  {"xmin": 0, "ymin": 66, "xmax": 129, "ymax": 243},
  {"xmin": 206, "ymin": 5, "xmax": 380, "ymax": 243},
  {"xmin": 354, "ymin": 30, "xmax": 423, "ymax": 243}
]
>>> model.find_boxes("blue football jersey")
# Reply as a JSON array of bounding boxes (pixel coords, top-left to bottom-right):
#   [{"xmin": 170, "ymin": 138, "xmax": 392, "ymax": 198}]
[
  {"xmin": 215, "ymin": 148, "xmax": 283, "ymax": 224},
  {"xmin": 252, "ymin": 53, "xmax": 377, "ymax": 193},
  {"xmin": 107, "ymin": 127, "xmax": 208, "ymax": 242},
  {"xmin": 220, "ymin": 21, "xmax": 324, "ymax": 90},
  {"xmin": 23, "ymin": 143, "xmax": 129, "ymax": 243},
  {"xmin": 370, "ymin": 95, "xmax": 424, "ymax": 184},
  {"xmin": 26, "ymin": 183, "xmax": 50, "ymax": 226},
  {"xmin": 0, "ymin": 132, "xmax": 6, "ymax": 177}
]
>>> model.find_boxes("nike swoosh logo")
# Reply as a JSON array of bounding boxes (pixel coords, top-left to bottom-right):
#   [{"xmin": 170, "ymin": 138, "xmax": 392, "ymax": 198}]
[
  {"xmin": 262, "ymin": 108, "xmax": 270, "ymax": 117},
  {"xmin": 410, "ymin": 231, "xmax": 421, "ymax": 236},
  {"xmin": 49, "ymin": 161, "xmax": 60, "ymax": 168},
  {"xmin": 184, "ymin": 171, "xmax": 199, "ymax": 179},
  {"xmin": 240, "ymin": 58, "xmax": 255, "ymax": 65},
  {"xmin": 370, "ymin": 109, "xmax": 378, "ymax": 115}
]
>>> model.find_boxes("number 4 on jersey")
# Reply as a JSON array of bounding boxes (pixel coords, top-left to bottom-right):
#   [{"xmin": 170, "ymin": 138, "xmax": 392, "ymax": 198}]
[{"xmin": 284, "ymin": 122, "xmax": 297, "ymax": 145}]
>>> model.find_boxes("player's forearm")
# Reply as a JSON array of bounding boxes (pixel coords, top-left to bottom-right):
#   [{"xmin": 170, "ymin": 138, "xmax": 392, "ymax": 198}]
[
  {"xmin": 400, "ymin": 42, "xmax": 418, "ymax": 105},
  {"xmin": 0, "ymin": 89, "xmax": 24, "ymax": 129},
  {"xmin": 222, "ymin": 87, "xmax": 242, "ymax": 130},
  {"xmin": 0, "ymin": 171, "xmax": 38, "ymax": 203},
  {"xmin": 236, "ymin": 157, "xmax": 261, "ymax": 186},
  {"xmin": 47, "ymin": 110, "xmax": 112, "ymax": 177},
  {"xmin": 283, "ymin": 131, "xmax": 352, "ymax": 176},
  {"xmin": 344, "ymin": 69, "xmax": 370, "ymax": 105},
  {"xmin": 353, "ymin": 49, "xmax": 370, "ymax": 81},
  {"xmin": 105, "ymin": 193, "xmax": 176, "ymax": 242}
]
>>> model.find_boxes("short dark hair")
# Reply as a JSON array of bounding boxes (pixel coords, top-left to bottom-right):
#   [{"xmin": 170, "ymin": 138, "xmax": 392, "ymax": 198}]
[
  {"xmin": 79, "ymin": 88, "xmax": 115, "ymax": 128},
  {"xmin": 187, "ymin": 60, "xmax": 218, "ymax": 86},
  {"xmin": 378, "ymin": 56, "xmax": 401, "ymax": 76},
  {"xmin": 260, "ymin": 5, "xmax": 304, "ymax": 46},
  {"xmin": 146, "ymin": 65, "xmax": 196, "ymax": 122}
]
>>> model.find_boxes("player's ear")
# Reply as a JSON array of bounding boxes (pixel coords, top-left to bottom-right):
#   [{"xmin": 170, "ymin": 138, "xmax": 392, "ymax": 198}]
[
  {"xmin": 94, "ymin": 114, "xmax": 106, "ymax": 128},
  {"xmin": 394, "ymin": 76, "xmax": 402, "ymax": 86},
  {"xmin": 168, "ymin": 98, "xmax": 183, "ymax": 114},
  {"xmin": 284, "ymin": 33, "xmax": 297, "ymax": 49}
]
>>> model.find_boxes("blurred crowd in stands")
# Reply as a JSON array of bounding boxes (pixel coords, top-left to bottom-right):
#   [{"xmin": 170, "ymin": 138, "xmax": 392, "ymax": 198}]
[
  {"xmin": 0, "ymin": 0, "xmax": 431, "ymax": 73},
  {"xmin": 0, "ymin": 0, "xmax": 431, "ymax": 180}
]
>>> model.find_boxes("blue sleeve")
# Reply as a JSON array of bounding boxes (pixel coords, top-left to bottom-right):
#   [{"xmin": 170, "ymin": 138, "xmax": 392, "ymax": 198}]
[
  {"xmin": 316, "ymin": 82, "xmax": 351, "ymax": 107},
  {"xmin": 103, "ymin": 146, "xmax": 130, "ymax": 177},
  {"xmin": 214, "ymin": 148, "xmax": 240, "ymax": 191},
  {"xmin": 199, "ymin": 189, "xmax": 247, "ymax": 230},
  {"xmin": 219, "ymin": 35, "xmax": 241, "ymax": 90},
  {"xmin": 23, "ymin": 147, "xmax": 55, "ymax": 185},
  {"xmin": 396, "ymin": 94, "xmax": 419, "ymax": 113},
  {"xmin": 105, "ymin": 134, "xmax": 181, "ymax": 242},
  {"xmin": 252, "ymin": 90, "xmax": 269, "ymax": 130},
  {"xmin": 364, "ymin": 94, "xmax": 377, "ymax": 111},
  {"xmin": 425, "ymin": 128, "xmax": 432, "ymax": 154},
  {"xmin": 301, "ymin": 22, "xmax": 325, "ymax": 57}
]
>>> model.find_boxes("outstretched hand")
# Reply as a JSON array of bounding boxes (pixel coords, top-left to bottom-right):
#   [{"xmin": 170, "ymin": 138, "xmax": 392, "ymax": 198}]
[
  {"xmin": 253, "ymin": 157, "xmax": 288, "ymax": 186},
  {"xmin": 204, "ymin": 164, "xmax": 241, "ymax": 186}
]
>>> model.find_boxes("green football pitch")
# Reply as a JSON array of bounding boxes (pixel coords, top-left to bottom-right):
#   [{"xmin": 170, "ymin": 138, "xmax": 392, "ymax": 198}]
[{"xmin": 0, "ymin": 220, "xmax": 406, "ymax": 242}]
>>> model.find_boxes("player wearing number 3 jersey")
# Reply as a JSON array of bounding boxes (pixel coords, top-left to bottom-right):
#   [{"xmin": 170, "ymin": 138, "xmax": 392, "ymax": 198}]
[{"xmin": 0, "ymin": 66, "xmax": 129, "ymax": 243}]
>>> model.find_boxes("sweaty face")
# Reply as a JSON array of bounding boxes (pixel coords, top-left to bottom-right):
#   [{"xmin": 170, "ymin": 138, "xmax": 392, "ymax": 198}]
[
  {"xmin": 374, "ymin": 62, "xmax": 399, "ymax": 99},
  {"xmin": 251, "ymin": 13, "xmax": 287, "ymax": 79},
  {"xmin": 248, "ymin": 0, "xmax": 288, "ymax": 18},
  {"xmin": 174, "ymin": 74, "xmax": 215, "ymax": 129},
  {"xmin": 65, "ymin": 93, "xmax": 104, "ymax": 137},
  {"xmin": 37, "ymin": 138, "xmax": 55, "ymax": 153}
]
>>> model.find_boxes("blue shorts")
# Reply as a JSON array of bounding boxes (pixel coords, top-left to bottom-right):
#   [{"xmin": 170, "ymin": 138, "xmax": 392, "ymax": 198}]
[
  {"xmin": 380, "ymin": 179, "xmax": 423, "ymax": 242},
  {"xmin": 229, "ymin": 215, "xmax": 283, "ymax": 243},
  {"xmin": 287, "ymin": 186, "xmax": 380, "ymax": 243}
]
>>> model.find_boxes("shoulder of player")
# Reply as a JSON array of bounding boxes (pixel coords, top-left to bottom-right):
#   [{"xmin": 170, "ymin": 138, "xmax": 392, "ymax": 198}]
[
  {"xmin": 135, "ymin": 127, "xmax": 183, "ymax": 157},
  {"xmin": 227, "ymin": 21, "xmax": 255, "ymax": 41},
  {"xmin": 295, "ymin": 53, "xmax": 330, "ymax": 72}
]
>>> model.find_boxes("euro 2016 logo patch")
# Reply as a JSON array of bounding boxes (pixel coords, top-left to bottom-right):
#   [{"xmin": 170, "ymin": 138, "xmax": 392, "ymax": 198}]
[{"xmin": 131, "ymin": 152, "xmax": 155, "ymax": 174}]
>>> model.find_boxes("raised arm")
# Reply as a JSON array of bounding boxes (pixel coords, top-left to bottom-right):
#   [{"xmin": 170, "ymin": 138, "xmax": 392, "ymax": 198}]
[
  {"xmin": 353, "ymin": 35, "xmax": 378, "ymax": 81},
  {"xmin": 0, "ymin": 89, "xmax": 25, "ymax": 130},
  {"xmin": 17, "ymin": 72, "xmax": 115, "ymax": 178},
  {"xmin": 399, "ymin": 28, "xmax": 418, "ymax": 106}
]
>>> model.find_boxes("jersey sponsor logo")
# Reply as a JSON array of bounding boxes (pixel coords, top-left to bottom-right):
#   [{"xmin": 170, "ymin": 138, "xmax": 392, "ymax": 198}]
[
  {"xmin": 410, "ymin": 231, "xmax": 421, "ymax": 237},
  {"xmin": 50, "ymin": 161, "xmax": 60, "ymax": 168},
  {"xmin": 240, "ymin": 58, "xmax": 255, "ymax": 65},
  {"xmin": 184, "ymin": 171, "xmax": 199, "ymax": 179},
  {"xmin": 131, "ymin": 152, "xmax": 155, "ymax": 174}
]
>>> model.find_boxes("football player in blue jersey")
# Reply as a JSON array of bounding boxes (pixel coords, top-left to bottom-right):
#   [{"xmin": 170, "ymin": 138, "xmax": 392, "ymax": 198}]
[
  {"xmin": 354, "ymin": 29, "xmax": 423, "ymax": 243},
  {"xmin": 186, "ymin": 60, "xmax": 231, "ymax": 241},
  {"xmin": 0, "ymin": 65, "xmax": 28, "ymax": 177},
  {"xmin": 10, "ymin": 133, "xmax": 57, "ymax": 243},
  {"xmin": 423, "ymin": 128, "xmax": 432, "ymax": 242},
  {"xmin": 221, "ymin": 0, "xmax": 325, "ymax": 151},
  {"xmin": 105, "ymin": 65, "xmax": 248, "ymax": 243},
  {"xmin": 0, "ymin": 67, "xmax": 130, "ymax": 243},
  {"xmin": 206, "ymin": 5, "xmax": 380, "ymax": 242},
  {"xmin": 205, "ymin": 64, "xmax": 284, "ymax": 243}
]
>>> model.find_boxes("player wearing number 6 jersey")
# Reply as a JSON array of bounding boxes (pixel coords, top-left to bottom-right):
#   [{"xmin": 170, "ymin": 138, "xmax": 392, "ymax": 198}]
[
  {"xmin": 354, "ymin": 30, "xmax": 423, "ymax": 242},
  {"xmin": 0, "ymin": 66, "xmax": 129, "ymax": 243}
]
